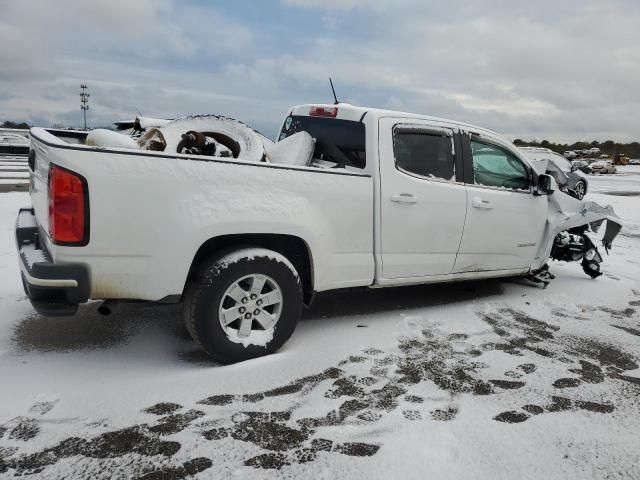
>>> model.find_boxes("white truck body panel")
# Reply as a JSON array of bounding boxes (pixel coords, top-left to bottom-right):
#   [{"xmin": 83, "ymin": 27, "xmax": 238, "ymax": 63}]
[
  {"xmin": 25, "ymin": 104, "xmax": 622, "ymax": 304},
  {"xmin": 377, "ymin": 117, "xmax": 467, "ymax": 278},
  {"xmin": 29, "ymin": 128, "xmax": 374, "ymax": 300},
  {"xmin": 454, "ymin": 183, "xmax": 547, "ymax": 272}
]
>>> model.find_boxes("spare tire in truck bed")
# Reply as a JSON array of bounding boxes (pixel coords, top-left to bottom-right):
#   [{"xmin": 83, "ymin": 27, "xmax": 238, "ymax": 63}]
[{"xmin": 138, "ymin": 115, "xmax": 266, "ymax": 163}]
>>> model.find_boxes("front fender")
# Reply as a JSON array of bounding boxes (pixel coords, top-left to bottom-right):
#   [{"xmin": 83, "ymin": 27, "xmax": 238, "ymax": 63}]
[{"xmin": 532, "ymin": 192, "xmax": 623, "ymax": 271}]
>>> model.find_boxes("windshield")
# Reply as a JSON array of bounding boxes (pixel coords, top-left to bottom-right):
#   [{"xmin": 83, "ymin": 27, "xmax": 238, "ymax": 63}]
[{"xmin": 279, "ymin": 115, "xmax": 366, "ymax": 168}]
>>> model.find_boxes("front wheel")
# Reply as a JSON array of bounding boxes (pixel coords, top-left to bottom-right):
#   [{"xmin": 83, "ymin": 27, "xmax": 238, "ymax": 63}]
[
  {"xmin": 183, "ymin": 248, "xmax": 303, "ymax": 363},
  {"xmin": 573, "ymin": 181, "xmax": 586, "ymax": 200}
]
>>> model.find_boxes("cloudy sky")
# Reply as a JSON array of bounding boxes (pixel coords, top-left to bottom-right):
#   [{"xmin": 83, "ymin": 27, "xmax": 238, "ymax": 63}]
[{"xmin": 1, "ymin": 0, "xmax": 639, "ymax": 142}]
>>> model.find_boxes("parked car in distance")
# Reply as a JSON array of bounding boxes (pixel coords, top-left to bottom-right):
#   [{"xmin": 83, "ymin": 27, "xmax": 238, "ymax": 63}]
[
  {"xmin": 571, "ymin": 160, "xmax": 592, "ymax": 174},
  {"xmin": 519, "ymin": 147, "xmax": 589, "ymax": 199},
  {"xmin": 590, "ymin": 160, "xmax": 617, "ymax": 174},
  {"xmin": 629, "ymin": 159, "xmax": 640, "ymax": 165},
  {"xmin": 563, "ymin": 150, "xmax": 577, "ymax": 159},
  {"xmin": 588, "ymin": 147, "xmax": 600, "ymax": 156}
]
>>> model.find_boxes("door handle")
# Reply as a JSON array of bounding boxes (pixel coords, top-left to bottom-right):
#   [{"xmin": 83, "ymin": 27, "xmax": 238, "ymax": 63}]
[
  {"xmin": 472, "ymin": 197, "xmax": 493, "ymax": 209},
  {"xmin": 390, "ymin": 193, "xmax": 417, "ymax": 204}
]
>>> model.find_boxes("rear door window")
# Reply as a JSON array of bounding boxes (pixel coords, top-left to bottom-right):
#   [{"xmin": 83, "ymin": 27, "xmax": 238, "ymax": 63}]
[
  {"xmin": 279, "ymin": 115, "xmax": 366, "ymax": 168},
  {"xmin": 392, "ymin": 129, "xmax": 455, "ymax": 181}
]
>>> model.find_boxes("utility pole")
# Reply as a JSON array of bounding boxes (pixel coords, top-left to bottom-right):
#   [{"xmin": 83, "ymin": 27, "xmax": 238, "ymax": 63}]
[{"xmin": 80, "ymin": 84, "xmax": 90, "ymax": 130}]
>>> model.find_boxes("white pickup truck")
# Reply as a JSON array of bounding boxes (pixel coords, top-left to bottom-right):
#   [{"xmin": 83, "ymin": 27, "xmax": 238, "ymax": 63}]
[{"xmin": 16, "ymin": 104, "xmax": 622, "ymax": 362}]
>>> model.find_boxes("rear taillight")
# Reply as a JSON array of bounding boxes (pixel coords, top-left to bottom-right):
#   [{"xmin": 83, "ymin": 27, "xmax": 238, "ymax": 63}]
[
  {"xmin": 309, "ymin": 106, "xmax": 338, "ymax": 118},
  {"xmin": 48, "ymin": 164, "xmax": 89, "ymax": 245}
]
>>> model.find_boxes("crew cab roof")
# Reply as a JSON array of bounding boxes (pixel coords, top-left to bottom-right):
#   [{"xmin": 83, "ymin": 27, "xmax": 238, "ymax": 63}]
[{"xmin": 289, "ymin": 103, "xmax": 499, "ymax": 138}]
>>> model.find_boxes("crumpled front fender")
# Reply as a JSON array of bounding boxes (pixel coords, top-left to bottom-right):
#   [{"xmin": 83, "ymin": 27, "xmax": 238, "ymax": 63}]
[{"xmin": 531, "ymin": 191, "xmax": 623, "ymax": 271}]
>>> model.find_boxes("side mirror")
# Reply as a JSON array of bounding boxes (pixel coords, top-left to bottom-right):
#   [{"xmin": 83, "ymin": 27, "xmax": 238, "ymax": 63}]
[
  {"xmin": 570, "ymin": 163, "xmax": 578, "ymax": 172},
  {"xmin": 535, "ymin": 173, "xmax": 555, "ymax": 196}
]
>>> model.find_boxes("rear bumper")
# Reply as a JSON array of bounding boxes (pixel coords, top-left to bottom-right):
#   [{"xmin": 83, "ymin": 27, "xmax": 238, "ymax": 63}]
[{"xmin": 15, "ymin": 208, "xmax": 90, "ymax": 316}]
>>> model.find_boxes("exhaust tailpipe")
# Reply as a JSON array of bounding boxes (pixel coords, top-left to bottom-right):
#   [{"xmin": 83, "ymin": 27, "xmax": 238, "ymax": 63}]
[{"xmin": 97, "ymin": 300, "xmax": 117, "ymax": 316}]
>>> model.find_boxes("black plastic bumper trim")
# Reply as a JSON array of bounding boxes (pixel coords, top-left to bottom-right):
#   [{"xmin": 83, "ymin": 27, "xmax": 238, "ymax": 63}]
[{"xmin": 16, "ymin": 208, "xmax": 90, "ymax": 316}]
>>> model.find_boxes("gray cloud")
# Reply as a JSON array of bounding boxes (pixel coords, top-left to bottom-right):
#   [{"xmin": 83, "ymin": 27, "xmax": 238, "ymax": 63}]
[
  {"xmin": 0, "ymin": 0, "xmax": 639, "ymax": 142},
  {"xmin": 277, "ymin": 0, "xmax": 640, "ymax": 141}
]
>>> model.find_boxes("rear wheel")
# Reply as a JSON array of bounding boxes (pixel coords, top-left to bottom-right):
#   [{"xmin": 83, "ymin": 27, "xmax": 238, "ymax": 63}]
[
  {"xmin": 183, "ymin": 248, "xmax": 302, "ymax": 363},
  {"xmin": 573, "ymin": 181, "xmax": 586, "ymax": 200}
]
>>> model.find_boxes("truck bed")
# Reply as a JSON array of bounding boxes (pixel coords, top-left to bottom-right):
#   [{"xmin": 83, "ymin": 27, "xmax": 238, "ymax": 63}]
[{"xmin": 28, "ymin": 127, "xmax": 375, "ymax": 301}]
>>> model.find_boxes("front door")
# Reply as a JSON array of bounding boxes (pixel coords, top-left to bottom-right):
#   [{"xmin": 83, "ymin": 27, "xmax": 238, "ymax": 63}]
[
  {"xmin": 453, "ymin": 134, "xmax": 547, "ymax": 273},
  {"xmin": 378, "ymin": 118, "xmax": 467, "ymax": 279}
]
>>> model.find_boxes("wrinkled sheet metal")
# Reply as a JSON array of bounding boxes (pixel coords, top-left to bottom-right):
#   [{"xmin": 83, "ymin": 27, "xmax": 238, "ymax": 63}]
[
  {"xmin": 530, "ymin": 157, "xmax": 571, "ymax": 189},
  {"xmin": 532, "ymin": 187, "xmax": 623, "ymax": 271}
]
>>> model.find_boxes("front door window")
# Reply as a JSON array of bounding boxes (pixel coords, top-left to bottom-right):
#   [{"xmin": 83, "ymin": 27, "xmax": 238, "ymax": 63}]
[{"xmin": 471, "ymin": 140, "xmax": 530, "ymax": 190}]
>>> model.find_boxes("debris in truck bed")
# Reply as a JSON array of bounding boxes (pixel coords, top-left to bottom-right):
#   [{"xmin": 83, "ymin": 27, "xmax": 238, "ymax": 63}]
[
  {"xmin": 138, "ymin": 115, "xmax": 266, "ymax": 163},
  {"xmin": 85, "ymin": 129, "xmax": 140, "ymax": 149},
  {"xmin": 95, "ymin": 113, "xmax": 320, "ymax": 167},
  {"xmin": 133, "ymin": 114, "xmax": 316, "ymax": 167},
  {"xmin": 264, "ymin": 131, "xmax": 315, "ymax": 166},
  {"xmin": 176, "ymin": 130, "xmax": 233, "ymax": 157},
  {"xmin": 114, "ymin": 117, "xmax": 172, "ymax": 137},
  {"xmin": 134, "ymin": 116, "xmax": 172, "ymax": 132}
]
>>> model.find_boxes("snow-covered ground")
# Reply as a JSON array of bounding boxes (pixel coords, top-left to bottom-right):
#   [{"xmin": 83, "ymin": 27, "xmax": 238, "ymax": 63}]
[{"xmin": 1, "ymin": 168, "xmax": 639, "ymax": 479}]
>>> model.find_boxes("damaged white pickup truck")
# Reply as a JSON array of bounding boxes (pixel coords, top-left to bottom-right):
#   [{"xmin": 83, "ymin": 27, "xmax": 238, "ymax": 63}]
[{"xmin": 16, "ymin": 104, "xmax": 622, "ymax": 362}]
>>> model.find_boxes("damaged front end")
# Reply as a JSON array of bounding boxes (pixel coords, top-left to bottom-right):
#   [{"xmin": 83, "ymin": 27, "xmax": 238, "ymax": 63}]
[
  {"xmin": 529, "ymin": 178, "xmax": 623, "ymax": 286},
  {"xmin": 550, "ymin": 229, "xmax": 604, "ymax": 278}
]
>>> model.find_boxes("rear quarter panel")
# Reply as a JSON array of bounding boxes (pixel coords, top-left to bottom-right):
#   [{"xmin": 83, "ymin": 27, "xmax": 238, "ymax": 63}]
[{"xmin": 29, "ymin": 132, "xmax": 374, "ymax": 301}]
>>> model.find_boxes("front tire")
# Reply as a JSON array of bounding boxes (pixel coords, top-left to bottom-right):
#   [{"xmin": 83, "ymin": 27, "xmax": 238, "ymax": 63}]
[{"xmin": 183, "ymin": 248, "xmax": 303, "ymax": 363}]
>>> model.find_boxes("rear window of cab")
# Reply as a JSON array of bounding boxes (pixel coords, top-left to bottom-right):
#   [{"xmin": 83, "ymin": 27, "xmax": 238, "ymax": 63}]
[{"xmin": 279, "ymin": 115, "xmax": 366, "ymax": 169}]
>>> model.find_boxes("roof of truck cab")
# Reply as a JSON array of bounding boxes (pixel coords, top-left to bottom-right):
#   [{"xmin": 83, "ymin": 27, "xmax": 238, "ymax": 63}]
[{"xmin": 289, "ymin": 103, "xmax": 500, "ymax": 138}]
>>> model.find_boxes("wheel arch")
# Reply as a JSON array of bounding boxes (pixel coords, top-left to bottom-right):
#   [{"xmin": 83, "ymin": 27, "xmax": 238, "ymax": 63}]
[{"xmin": 184, "ymin": 233, "xmax": 315, "ymax": 306}]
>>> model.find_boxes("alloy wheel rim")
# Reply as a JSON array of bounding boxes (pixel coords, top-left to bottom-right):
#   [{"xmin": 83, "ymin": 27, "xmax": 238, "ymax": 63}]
[{"xmin": 218, "ymin": 274, "xmax": 283, "ymax": 341}]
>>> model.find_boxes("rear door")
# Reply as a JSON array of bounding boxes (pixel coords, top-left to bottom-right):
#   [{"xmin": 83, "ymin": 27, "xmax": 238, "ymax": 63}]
[
  {"xmin": 378, "ymin": 118, "xmax": 467, "ymax": 279},
  {"xmin": 453, "ymin": 133, "xmax": 547, "ymax": 273}
]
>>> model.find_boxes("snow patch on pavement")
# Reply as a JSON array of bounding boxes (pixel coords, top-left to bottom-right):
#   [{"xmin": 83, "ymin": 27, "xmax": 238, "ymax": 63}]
[{"xmin": 1, "ymin": 168, "xmax": 639, "ymax": 478}]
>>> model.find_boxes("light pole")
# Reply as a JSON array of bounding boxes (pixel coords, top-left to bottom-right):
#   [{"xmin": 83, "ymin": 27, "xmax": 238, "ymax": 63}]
[{"xmin": 80, "ymin": 84, "xmax": 90, "ymax": 130}]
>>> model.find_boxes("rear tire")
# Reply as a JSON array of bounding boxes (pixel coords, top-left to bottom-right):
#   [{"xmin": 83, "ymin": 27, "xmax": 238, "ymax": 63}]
[
  {"xmin": 183, "ymin": 248, "xmax": 302, "ymax": 363},
  {"xmin": 574, "ymin": 181, "xmax": 586, "ymax": 200}
]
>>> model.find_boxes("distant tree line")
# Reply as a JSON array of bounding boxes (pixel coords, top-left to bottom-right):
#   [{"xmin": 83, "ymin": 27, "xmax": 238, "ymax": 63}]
[
  {"xmin": 1, "ymin": 120, "xmax": 30, "ymax": 129},
  {"xmin": 513, "ymin": 138, "xmax": 640, "ymax": 158}
]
